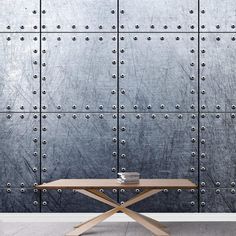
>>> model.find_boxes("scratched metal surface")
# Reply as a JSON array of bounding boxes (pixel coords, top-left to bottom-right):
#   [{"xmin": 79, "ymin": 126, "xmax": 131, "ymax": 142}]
[
  {"xmin": 119, "ymin": 113, "xmax": 198, "ymax": 182},
  {"xmin": 0, "ymin": 0, "xmax": 39, "ymax": 32},
  {"xmin": 42, "ymin": 0, "xmax": 117, "ymax": 32},
  {"xmin": 200, "ymin": 0, "xmax": 236, "ymax": 32},
  {"xmin": 41, "ymin": 189, "xmax": 116, "ymax": 212},
  {"xmin": 119, "ymin": 189, "xmax": 198, "ymax": 212},
  {"xmin": 0, "ymin": 188, "xmax": 39, "ymax": 212},
  {"xmin": 200, "ymin": 33, "xmax": 236, "ymax": 112},
  {"xmin": 0, "ymin": 33, "xmax": 40, "ymax": 112},
  {"xmin": 41, "ymin": 113, "xmax": 117, "ymax": 182},
  {"xmin": 119, "ymin": 33, "xmax": 198, "ymax": 112},
  {"xmin": 200, "ymin": 188, "xmax": 236, "ymax": 212},
  {"xmin": 119, "ymin": 0, "xmax": 198, "ymax": 32},
  {"xmin": 0, "ymin": 113, "xmax": 40, "ymax": 188},
  {"xmin": 200, "ymin": 113, "xmax": 236, "ymax": 188},
  {"xmin": 41, "ymin": 33, "xmax": 117, "ymax": 112}
]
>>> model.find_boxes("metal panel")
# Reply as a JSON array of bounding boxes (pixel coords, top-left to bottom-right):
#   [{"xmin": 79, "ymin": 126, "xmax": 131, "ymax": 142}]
[
  {"xmin": 0, "ymin": 188, "xmax": 39, "ymax": 212},
  {"xmin": 41, "ymin": 189, "xmax": 116, "ymax": 212},
  {"xmin": 119, "ymin": 0, "xmax": 197, "ymax": 32},
  {"xmin": 0, "ymin": 0, "xmax": 39, "ymax": 32},
  {"xmin": 41, "ymin": 113, "xmax": 117, "ymax": 212},
  {"xmin": 119, "ymin": 33, "xmax": 198, "ymax": 112},
  {"xmin": 119, "ymin": 113, "xmax": 198, "ymax": 180},
  {"xmin": 41, "ymin": 113, "xmax": 117, "ymax": 181},
  {"xmin": 200, "ymin": 0, "xmax": 236, "ymax": 32},
  {"xmin": 42, "ymin": 0, "xmax": 117, "ymax": 32},
  {"xmin": 119, "ymin": 189, "xmax": 198, "ymax": 213},
  {"xmin": 200, "ymin": 188, "xmax": 236, "ymax": 212},
  {"xmin": 200, "ymin": 113, "xmax": 236, "ymax": 188},
  {"xmin": 0, "ymin": 113, "xmax": 40, "ymax": 188},
  {"xmin": 42, "ymin": 33, "xmax": 117, "ymax": 112},
  {"xmin": 0, "ymin": 33, "xmax": 40, "ymax": 112},
  {"xmin": 200, "ymin": 33, "xmax": 236, "ymax": 112}
]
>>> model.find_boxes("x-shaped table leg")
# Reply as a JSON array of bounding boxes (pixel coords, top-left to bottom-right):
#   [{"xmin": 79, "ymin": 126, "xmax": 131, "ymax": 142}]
[{"xmin": 66, "ymin": 188, "xmax": 169, "ymax": 236}]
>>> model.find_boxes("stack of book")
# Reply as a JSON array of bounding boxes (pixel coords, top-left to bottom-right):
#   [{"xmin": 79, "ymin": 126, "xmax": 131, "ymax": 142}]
[{"xmin": 117, "ymin": 172, "xmax": 140, "ymax": 184}]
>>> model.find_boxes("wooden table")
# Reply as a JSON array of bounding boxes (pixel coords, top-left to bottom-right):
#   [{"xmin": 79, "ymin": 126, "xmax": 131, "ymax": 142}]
[{"xmin": 37, "ymin": 179, "xmax": 197, "ymax": 236}]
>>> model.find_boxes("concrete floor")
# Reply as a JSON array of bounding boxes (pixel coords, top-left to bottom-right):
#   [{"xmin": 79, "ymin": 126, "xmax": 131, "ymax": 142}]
[{"xmin": 0, "ymin": 222, "xmax": 236, "ymax": 236}]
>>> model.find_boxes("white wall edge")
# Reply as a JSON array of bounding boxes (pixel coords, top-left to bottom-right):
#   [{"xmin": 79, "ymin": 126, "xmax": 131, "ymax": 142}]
[{"xmin": 0, "ymin": 213, "xmax": 235, "ymax": 222}]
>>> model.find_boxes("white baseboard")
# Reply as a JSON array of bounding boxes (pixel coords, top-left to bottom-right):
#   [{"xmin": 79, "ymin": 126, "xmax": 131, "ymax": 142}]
[{"xmin": 0, "ymin": 213, "xmax": 235, "ymax": 222}]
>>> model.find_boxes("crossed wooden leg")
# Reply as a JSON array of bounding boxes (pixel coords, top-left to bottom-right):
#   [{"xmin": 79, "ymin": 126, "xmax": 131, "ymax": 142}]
[{"xmin": 66, "ymin": 188, "xmax": 169, "ymax": 236}]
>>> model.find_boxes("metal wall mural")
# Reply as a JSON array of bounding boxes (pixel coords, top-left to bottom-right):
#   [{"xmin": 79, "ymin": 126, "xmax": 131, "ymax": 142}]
[{"xmin": 0, "ymin": 0, "xmax": 236, "ymax": 213}]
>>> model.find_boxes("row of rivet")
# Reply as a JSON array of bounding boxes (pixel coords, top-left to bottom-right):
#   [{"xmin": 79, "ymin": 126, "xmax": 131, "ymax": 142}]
[
  {"xmin": 41, "ymin": 36, "xmax": 117, "ymax": 41},
  {"xmin": 201, "ymin": 36, "xmax": 236, "ymax": 41},
  {"xmin": 201, "ymin": 182, "xmax": 236, "ymax": 187},
  {"xmin": 120, "ymin": 36, "xmax": 196, "ymax": 41},
  {"xmin": 41, "ymin": 25, "xmax": 116, "ymax": 30}
]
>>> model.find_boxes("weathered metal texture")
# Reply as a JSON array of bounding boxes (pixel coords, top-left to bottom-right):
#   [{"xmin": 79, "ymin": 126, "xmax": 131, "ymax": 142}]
[
  {"xmin": 0, "ymin": 34, "xmax": 40, "ymax": 112},
  {"xmin": 41, "ymin": 33, "xmax": 117, "ymax": 112},
  {"xmin": 41, "ymin": 189, "xmax": 116, "ymax": 212},
  {"xmin": 119, "ymin": 33, "xmax": 198, "ymax": 112},
  {"xmin": 119, "ymin": 113, "xmax": 198, "ymax": 182},
  {"xmin": 0, "ymin": 113, "xmax": 40, "ymax": 188},
  {"xmin": 41, "ymin": 113, "xmax": 117, "ymax": 212},
  {"xmin": 200, "ymin": 33, "xmax": 236, "ymax": 112},
  {"xmin": 119, "ymin": 0, "xmax": 197, "ymax": 32},
  {"xmin": 0, "ymin": 188, "xmax": 40, "ymax": 212},
  {"xmin": 42, "ymin": 0, "xmax": 117, "ymax": 32},
  {"xmin": 0, "ymin": 0, "xmax": 39, "ymax": 32},
  {"xmin": 200, "ymin": 188, "xmax": 236, "ymax": 212},
  {"xmin": 41, "ymin": 113, "xmax": 117, "ymax": 182},
  {"xmin": 200, "ymin": 0, "xmax": 236, "ymax": 32},
  {"xmin": 200, "ymin": 113, "xmax": 236, "ymax": 188},
  {"xmin": 119, "ymin": 189, "xmax": 198, "ymax": 212}
]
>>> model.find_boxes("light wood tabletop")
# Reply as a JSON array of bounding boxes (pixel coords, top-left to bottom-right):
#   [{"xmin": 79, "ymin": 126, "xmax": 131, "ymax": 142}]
[{"xmin": 37, "ymin": 178, "xmax": 197, "ymax": 190}]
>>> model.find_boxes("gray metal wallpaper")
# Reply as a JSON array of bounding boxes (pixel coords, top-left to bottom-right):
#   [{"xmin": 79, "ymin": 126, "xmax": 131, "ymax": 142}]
[{"xmin": 0, "ymin": 0, "xmax": 236, "ymax": 213}]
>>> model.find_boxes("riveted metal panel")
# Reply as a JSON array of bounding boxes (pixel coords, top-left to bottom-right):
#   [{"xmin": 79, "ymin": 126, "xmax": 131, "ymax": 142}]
[
  {"xmin": 119, "ymin": 0, "xmax": 197, "ymax": 32},
  {"xmin": 0, "ymin": 113, "xmax": 40, "ymax": 188},
  {"xmin": 200, "ymin": 0, "xmax": 236, "ymax": 32},
  {"xmin": 41, "ymin": 113, "xmax": 117, "ymax": 182},
  {"xmin": 0, "ymin": 34, "xmax": 40, "ymax": 112},
  {"xmin": 0, "ymin": 0, "xmax": 39, "ymax": 32},
  {"xmin": 41, "ymin": 113, "xmax": 117, "ymax": 212},
  {"xmin": 119, "ymin": 33, "xmax": 198, "ymax": 112},
  {"xmin": 42, "ymin": 33, "xmax": 117, "ymax": 112},
  {"xmin": 0, "ymin": 188, "xmax": 39, "ymax": 212},
  {"xmin": 200, "ymin": 113, "xmax": 236, "ymax": 188},
  {"xmin": 119, "ymin": 189, "xmax": 198, "ymax": 212},
  {"xmin": 200, "ymin": 188, "xmax": 236, "ymax": 212},
  {"xmin": 41, "ymin": 189, "xmax": 116, "ymax": 212},
  {"xmin": 119, "ymin": 113, "xmax": 198, "ymax": 181},
  {"xmin": 200, "ymin": 33, "xmax": 236, "ymax": 112},
  {"xmin": 42, "ymin": 0, "xmax": 117, "ymax": 32}
]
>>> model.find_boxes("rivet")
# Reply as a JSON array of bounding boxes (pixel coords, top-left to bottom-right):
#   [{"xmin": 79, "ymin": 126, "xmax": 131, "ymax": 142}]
[
  {"xmin": 201, "ymin": 189, "xmax": 205, "ymax": 194},
  {"xmin": 215, "ymin": 189, "xmax": 221, "ymax": 195},
  {"xmin": 147, "ymin": 104, "xmax": 152, "ymax": 109},
  {"xmin": 20, "ymin": 37, "xmax": 24, "ymax": 41},
  {"xmin": 190, "ymin": 49, "xmax": 195, "ymax": 53},
  {"xmin": 232, "ymin": 104, "xmax": 236, "ymax": 109},
  {"xmin": 85, "ymin": 37, "xmax": 89, "ymax": 41},
  {"xmin": 177, "ymin": 25, "xmax": 181, "ymax": 29},
  {"xmin": 191, "ymin": 152, "xmax": 196, "ymax": 156},
  {"xmin": 190, "ymin": 37, "xmax": 195, "ymax": 41},
  {"xmin": 150, "ymin": 24, "xmax": 155, "ymax": 29},
  {"xmin": 113, "ymin": 137, "xmax": 117, "ymax": 143},
  {"xmin": 176, "ymin": 37, "xmax": 180, "ymax": 40},
  {"xmin": 72, "ymin": 37, "xmax": 76, "ymax": 41},
  {"xmin": 72, "ymin": 114, "xmax": 77, "ymax": 119},
  {"xmin": 163, "ymin": 25, "xmax": 168, "ymax": 29},
  {"xmin": 120, "ymin": 105, "xmax": 125, "ymax": 109},
  {"xmin": 121, "ymin": 167, "xmax": 126, "ymax": 172},
  {"xmin": 160, "ymin": 37, "xmax": 165, "ymax": 41},
  {"xmin": 133, "ymin": 36, "xmax": 138, "ymax": 40},
  {"xmin": 231, "ymin": 25, "xmax": 235, "ymax": 29},
  {"xmin": 85, "ymin": 114, "xmax": 90, "ymax": 119},
  {"xmin": 121, "ymin": 139, "xmax": 126, "ymax": 144},
  {"xmin": 99, "ymin": 36, "xmax": 103, "ymax": 41},
  {"xmin": 231, "ymin": 189, "xmax": 235, "ymax": 194},
  {"xmin": 99, "ymin": 114, "xmax": 104, "ymax": 119},
  {"xmin": 201, "ymin": 166, "xmax": 206, "ymax": 171},
  {"xmin": 189, "ymin": 10, "xmax": 194, "ymax": 14},
  {"xmin": 42, "ymin": 154, "xmax": 47, "ymax": 158},
  {"xmin": 20, "ymin": 114, "xmax": 24, "ymax": 119},
  {"xmin": 6, "ymin": 26, "xmax": 10, "ymax": 29},
  {"xmin": 42, "ymin": 25, "xmax": 46, "ymax": 29},
  {"xmin": 164, "ymin": 114, "xmax": 169, "ymax": 119},
  {"xmin": 99, "ymin": 25, "xmax": 103, "ymax": 29},
  {"xmin": 112, "ymin": 167, "xmax": 116, "ymax": 172},
  {"xmin": 7, "ymin": 37, "xmax": 11, "ymax": 41},
  {"xmin": 133, "ymin": 105, "xmax": 138, "ymax": 109},
  {"xmin": 6, "ymin": 183, "xmax": 11, "ymax": 187},
  {"xmin": 121, "ymin": 154, "xmax": 126, "ymax": 158},
  {"xmin": 216, "ymin": 114, "xmax": 220, "ymax": 118},
  {"xmin": 42, "ymin": 10, "xmax": 46, "ymax": 14},
  {"xmin": 190, "ymin": 167, "xmax": 195, "ymax": 172},
  {"xmin": 192, "ymin": 114, "xmax": 196, "ymax": 119},
  {"xmin": 201, "ymin": 90, "xmax": 205, "ymax": 94},
  {"xmin": 99, "ymin": 105, "xmax": 103, "ymax": 110},
  {"xmin": 33, "ymin": 167, "xmax": 37, "ymax": 172},
  {"xmin": 20, "ymin": 188, "xmax": 25, "ymax": 193},
  {"xmin": 201, "ymin": 139, "xmax": 205, "ymax": 144},
  {"xmin": 121, "ymin": 114, "xmax": 125, "ymax": 119},
  {"xmin": 163, "ymin": 189, "xmax": 168, "ymax": 193},
  {"xmin": 42, "ymin": 201, "xmax": 47, "ymax": 206},
  {"xmin": 7, "ymin": 189, "xmax": 11, "ymax": 193},
  {"xmin": 190, "ymin": 104, "xmax": 195, "ymax": 109},
  {"xmin": 72, "ymin": 25, "xmax": 76, "ymax": 29},
  {"xmin": 33, "ymin": 138, "xmax": 38, "ymax": 143},
  {"xmin": 178, "ymin": 114, "xmax": 183, "ymax": 119},
  {"xmin": 216, "ymin": 25, "xmax": 220, "ymax": 29},
  {"xmin": 191, "ymin": 138, "xmax": 196, "ymax": 143},
  {"xmin": 112, "ymin": 189, "xmax": 117, "ymax": 193},
  {"xmin": 120, "ymin": 25, "xmax": 124, "ymax": 29},
  {"xmin": 147, "ymin": 36, "xmax": 151, "ymax": 41},
  {"xmin": 215, "ymin": 182, "xmax": 221, "ymax": 187},
  {"xmin": 231, "ymin": 182, "xmax": 236, "ymax": 187},
  {"xmin": 20, "ymin": 25, "xmax": 24, "ymax": 29},
  {"xmin": 135, "ymin": 25, "xmax": 139, "ymax": 29},
  {"xmin": 232, "ymin": 37, "xmax": 236, "ymax": 41},
  {"xmin": 120, "ymin": 188, "xmax": 125, "ymax": 193},
  {"xmin": 136, "ymin": 114, "xmax": 141, "ymax": 119},
  {"xmin": 201, "ymin": 105, "xmax": 206, "ymax": 109},
  {"xmin": 175, "ymin": 104, "xmax": 180, "ymax": 109},
  {"xmin": 111, "ymin": 10, "xmax": 115, "ymax": 14},
  {"xmin": 201, "ymin": 182, "xmax": 206, "ymax": 187},
  {"xmin": 160, "ymin": 104, "xmax": 165, "ymax": 109},
  {"xmin": 201, "ymin": 25, "xmax": 205, "ymax": 29},
  {"xmin": 57, "ymin": 189, "xmax": 62, "ymax": 193},
  {"xmin": 201, "ymin": 76, "xmax": 206, "ymax": 81},
  {"xmin": 201, "ymin": 202, "xmax": 206, "ymax": 207},
  {"xmin": 121, "ymin": 127, "xmax": 126, "ymax": 131},
  {"xmin": 177, "ymin": 189, "xmax": 182, "ymax": 193},
  {"xmin": 216, "ymin": 36, "xmax": 220, "ymax": 41},
  {"xmin": 112, "ymin": 152, "xmax": 117, "ymax": 157},
  {"xmin": 190, "ymin": 201, "xmax": 195, "ymax": 206},
  {"xmin": 42, "ymin": 140, "xmax": 47, "ymax": 144},
  {"xmin": 120, "ymin": 10, "xmax": 124, "ymax": 14}
]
